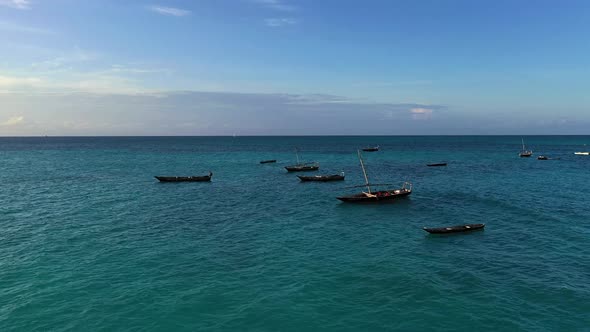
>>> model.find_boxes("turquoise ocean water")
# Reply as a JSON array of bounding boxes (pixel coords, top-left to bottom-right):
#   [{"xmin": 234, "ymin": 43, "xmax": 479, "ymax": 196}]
[{"xmin": 1, "ymin": 136, "xmax": 589, "ymax": 331}]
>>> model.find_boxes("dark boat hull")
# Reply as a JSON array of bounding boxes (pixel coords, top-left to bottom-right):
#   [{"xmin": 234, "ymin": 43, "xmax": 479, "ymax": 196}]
[
  {"xmin": 337, "ymin": 189, "xmax": 411, "ymax": 202},
  {"xmin": 537, "ymin": 156, "xmax": 548, "ymax": 160},
  {"xmin": 260, "ymin": 160, "xmax": 277, "ymax": 164},
  {"xmin": 155, "ymin": 174, "xmax": 212, "ymax": 182},
  {"xmin": 519, "ymin": 152, "xmax": 533, "ymax": 157},
  {"xmin": 362, "ymin": 147, "xmax": 379, "ymax": 152},
  {"xmin": 423, "ymin": 223, "xmax": 485, "ymax": 234},
  {"xmin": 427, "ymin": 163, "xmax": 447, "ymax": 167},
  {"xmin": 298, "ymin": 174, "xmax": 344, "ymax": 182},
  {"xmin": 285, "ymin": 165, "xmax": 319, "ymax": 172}
]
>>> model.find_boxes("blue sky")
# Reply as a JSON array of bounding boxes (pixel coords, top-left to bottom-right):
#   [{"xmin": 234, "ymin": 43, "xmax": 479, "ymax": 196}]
[{"xmin": 1, "ymin": 0, "xmax": 589, "ymax": 135}]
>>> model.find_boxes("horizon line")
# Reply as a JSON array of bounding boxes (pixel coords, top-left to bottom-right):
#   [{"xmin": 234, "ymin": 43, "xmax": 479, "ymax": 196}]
[{"xmin": 1, "ymin": 134, "xmax": 589, "ymax": 138}]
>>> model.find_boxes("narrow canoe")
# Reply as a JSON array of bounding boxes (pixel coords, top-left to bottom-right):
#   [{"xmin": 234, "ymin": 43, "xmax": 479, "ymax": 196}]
[
  {"xmin": 427, "ymin": 163, "xmax": 447, "ymax": 167},
  {"xmin": 423, "ymin": 223, "xmax": 485, "ymax": 234},
  {"xmin": 155, "ymin": 172, "xmax": 212, "ymax": 182},
  {"xmin": 297, "ymin": 174, "xmax": 344, "ymax": 182},
  {"xmin": 259, "ymin": 159, "xmax": 277, "ymax": 164}
]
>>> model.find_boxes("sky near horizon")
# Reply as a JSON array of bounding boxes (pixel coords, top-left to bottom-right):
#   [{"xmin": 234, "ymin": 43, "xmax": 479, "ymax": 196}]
[{"xmin": 1, "ymin": 0, "xmax": 589, "ymax": 135}]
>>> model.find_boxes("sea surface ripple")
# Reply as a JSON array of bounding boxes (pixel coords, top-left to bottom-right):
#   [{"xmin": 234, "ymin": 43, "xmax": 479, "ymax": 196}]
[{"xmin": 0, "ymin": 136, "xmax": 589, "ymax": 331}]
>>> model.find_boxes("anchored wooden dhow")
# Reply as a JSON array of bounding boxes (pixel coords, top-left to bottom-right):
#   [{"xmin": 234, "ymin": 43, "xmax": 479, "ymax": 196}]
[
  {"xmin": 285, "ymin": 148, "xmax": 319, "ymax": 172},
  {"xmin": 337, "ymin": 150, "xmax": 412, "ymax": 203},
  {"xmin": 519, "ymin": 138, "xmax": 533, "ymax": 157}
]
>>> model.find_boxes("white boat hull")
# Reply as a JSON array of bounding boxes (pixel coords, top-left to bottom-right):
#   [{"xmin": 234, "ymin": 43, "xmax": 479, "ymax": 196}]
[{"xmin": 574, "ymin": 152, "xmax": 590, "ymax": 155}]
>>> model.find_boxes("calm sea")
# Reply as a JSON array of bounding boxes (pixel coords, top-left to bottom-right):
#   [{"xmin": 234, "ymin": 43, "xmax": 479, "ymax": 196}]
[{"xmin": 1, "ymin": 136, "xmax": 589, "ymax": 331}]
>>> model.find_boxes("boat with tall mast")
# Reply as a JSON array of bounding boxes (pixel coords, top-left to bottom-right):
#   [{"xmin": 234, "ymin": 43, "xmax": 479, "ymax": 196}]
[
  {"xmin": 285, "ymin": 148, "xmax": 319, "ymax": 172},
  {"xmin": 336, "ymin": 150, "xmax": 411, "ymax": 202},
  {"xmin": 519, "ymin": 138, "xmax": 533, "ymax": 157}
]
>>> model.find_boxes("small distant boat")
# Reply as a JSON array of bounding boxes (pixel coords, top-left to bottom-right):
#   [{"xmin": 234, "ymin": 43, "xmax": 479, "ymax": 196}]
[
  {"xmin": 427, "ymin": 163, "xmax": 447, "ymax": 167},
  {"xmin": 423, "ymin": 223, "xmax": 485, "ymax": 234},
  {"xmin": 337, "ymin": 150, "xmax": 411, "ymax": 203},
  {"xmin": 259, "ymin": 159, "xmax": 277, "ymax": 164},
  {"xmin": 537, "ymin": 155, "xmax": 548, "ymax": 160},
  {"xmin": 574, "ymin": 152, "xmax": 589, "ymax": 156},
  {"xmin": 155, "ymin": 172, "xmax": 212, "ymax": 182},
  {"xmin": 298, "ymin": 172, "xmax": 345, "ymax": 182},
  {"xmin": 285, "ymin": 163, "xmax": 319, "ymax": 172},
  {"xmin": 362, "ymin": 146, "xmax": 379, "ymax": 152},
  {"xmin": 519, "ymin": 138, "xmax": 533, "ymax": 157},
  {"xmin": 285, "ymin": 148, "xmax": 319, "ymax": 172}
]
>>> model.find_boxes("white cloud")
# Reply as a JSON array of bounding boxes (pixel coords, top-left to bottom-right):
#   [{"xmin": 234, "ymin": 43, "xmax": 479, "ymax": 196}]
[
  {"xmin": 108, "ymin": 64, "xmax": 170, "ymax": 75},
  {"xmin": 0, "ymin": 20, "xmax": 53, "ymax": 34},
  {"xmin": 0, "ymin": 0, "xmax": 30, "ymax": 9},
  {"xmin": 59, "ymin": 75, "xmax": 146, "ymax": 94},
  {"xmin": 410, "ymin": 107, "xmax": 434, "ymax": 120},
  {"xmin": 1, "ymin": 116, "xmax": 24, "ymax": 126},
  {"xmin": 264, "ymin": 18, "xmax": 298, "ymax": 27},
  {"xmin": 31, "ymin": 48, "xmax": 98, "ymax": 70},
  {"xmin": 252, "ymin": 0, "xmax": 296, "ymax": 11},
  {"xmin": 148, "ymin": 5, "xmax": 191, "ymax": 16},
  {"xmin": 0, "ymin": 75, "xmax": 43, "ymax": 88},
  {"xmin": 0, "ymin": 72, "xmax": 149, "ymax": 95}
]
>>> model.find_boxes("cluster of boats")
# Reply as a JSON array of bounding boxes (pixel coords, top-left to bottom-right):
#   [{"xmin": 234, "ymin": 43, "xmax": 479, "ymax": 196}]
[
  {"xmin": 152, "ymin": 139, "xmax": 588, "ymax": 235},
  {"xmin": 520, "ymin": 138, "xmax": 589, "ymax": 159},
  {"xmin": 266, "ymin": 147, "xmax": 414, "ymax": 203},
  {"xmin": 154, "ymin": 146, "xmax": 414, "ymax": 204}
]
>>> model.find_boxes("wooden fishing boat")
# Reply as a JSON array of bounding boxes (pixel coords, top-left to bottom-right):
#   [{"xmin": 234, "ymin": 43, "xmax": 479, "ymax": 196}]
[
  {"xmin": 362, "ymin": 146, "xmax": 379, "ymax": 152},
  {"xmin": 519, "ymin": 138, "xmax": 533, "ymax": 157},
  {"xmin": 285, "ymin": 163, "xmax": 319, "ymax": 172},
  {"xmin": 427, "ymin": 163, "xmax": 447, "ymax": 167},
  {"xmin": 285, "ymin": 148, "xmax": 319, "ymax": 172},
  {"xmin": 337, "ymin": 186, "xmax": 412, "ymax": 202},
  {"xmin": 537, "ymin": 155, "xmax": 548, "ymax": 160},
  {"xmin": 298, "ymin": 173, "xmax": 344, "ymax": 182},
  {"xmin": 423, "ymin": 223, "xmax": 485, "ymax": 234},
  {"xmin": 259, "ymin": 159, "xmax": 277, "ymax": 164},
  {"xmin": 155, "ymin": 172, "xmax": 212, "ymax": 182},
  {"xmin": 337, "ymin": 150, "xmax": 411, "ymax": 203}
]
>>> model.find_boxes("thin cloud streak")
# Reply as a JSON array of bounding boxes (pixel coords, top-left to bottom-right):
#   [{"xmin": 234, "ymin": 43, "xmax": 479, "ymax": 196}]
[
  {"xmin": 0, "ymin": 115, "xmax": 24, "ymax": 126},
  {"xmin": 264, "ymin": 18, "xmax": 298, "ymax": 27},
  {"xmin": 252, "ymin": 0, "xmax": 296, "ymax": 11},
  {"xmin": 30, "ymin": 48, "xmax": 98, "ymax": 70},
  {"xmin": 0, "ymin": 75, "xmax": 43, "ymax": 88},
  {"xmin": 148, "ymin": 5, "xmax": 191, "ymax": 17},
  {"xmin": 410, "ymin": 107, "xmax": 434, "ymax": 120},
  {"xmin": 0, "ymin": 0, "xmax": 30, "ymax": 9},
  {"xmin": 0, "ymin": 20, "xmax": 54, "ymax": 34}
]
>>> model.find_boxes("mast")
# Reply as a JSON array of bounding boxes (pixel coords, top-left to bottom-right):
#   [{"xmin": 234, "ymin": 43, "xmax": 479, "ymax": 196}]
[
  {"xmin": 358, "ymin": 150, "xmax": 371, "ymax": 193},
  {"xmin": 295, "ymin": 148, "xmax": 300, "ymax": 164},
  {"xmin": 522, "ymin": 138, "xmax": 525, "ymax": 152}
]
